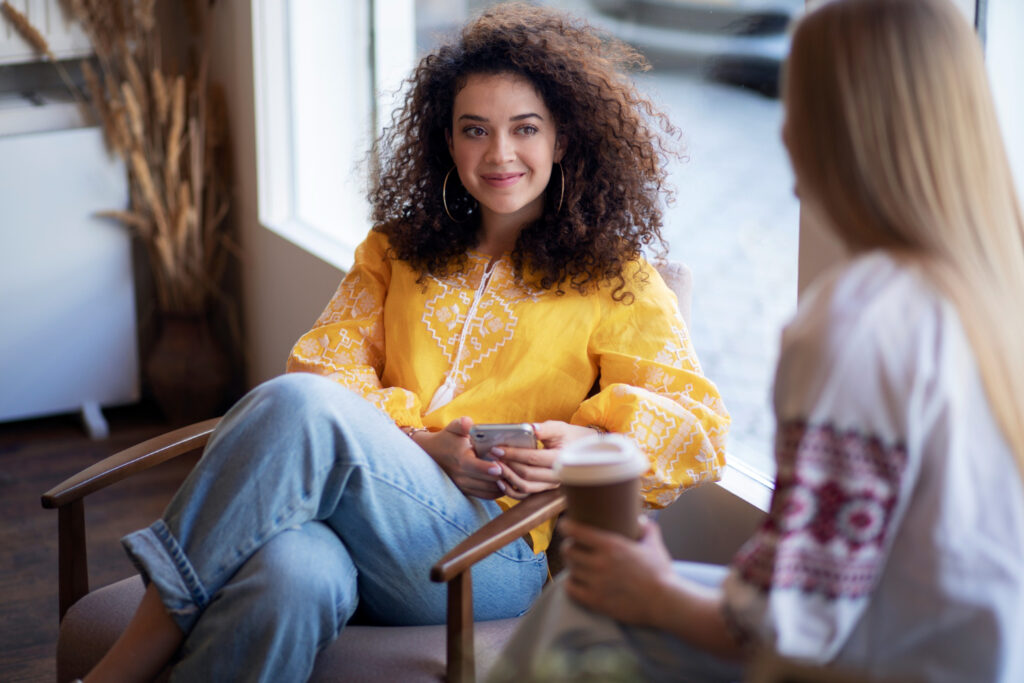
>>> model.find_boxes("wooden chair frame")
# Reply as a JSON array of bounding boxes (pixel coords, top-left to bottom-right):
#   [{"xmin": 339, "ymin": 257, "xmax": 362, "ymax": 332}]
[{"xmin": 41, "ymin": 418, "xmax": 566, "ymax": 683}]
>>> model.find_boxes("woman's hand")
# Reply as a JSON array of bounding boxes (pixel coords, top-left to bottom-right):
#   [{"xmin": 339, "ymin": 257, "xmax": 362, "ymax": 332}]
[
  {"xmin": 560, "ymin": 516, "xmax": 676, "ymax": 627},
  {"xmin": 491, "ymin": 420, "xmax": 600, "ymax": 499},
  {"xmin": 414, "ymin": 417, "xmax": 504, "ymax": 499},
  {"xmin": 561, "ymin": 517, "xmax": 745, "ymax": 660}
]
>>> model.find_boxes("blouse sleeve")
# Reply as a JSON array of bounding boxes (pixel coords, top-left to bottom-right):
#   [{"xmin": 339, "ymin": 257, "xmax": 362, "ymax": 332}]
[
  {"xmin": 570, "ymin": 265, "xmax": 730, "ymax": 508},
  {"xmin": 285, "ymin": 232, "xmax": 424, "ymax": 427},
  {"xmin": 721, "ymin": 269, "xmax": 914, "ymax": 662}
]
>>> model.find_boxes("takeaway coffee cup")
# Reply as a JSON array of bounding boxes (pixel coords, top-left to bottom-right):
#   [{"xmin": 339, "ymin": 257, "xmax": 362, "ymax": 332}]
[{"xmin": 554, "ymin": 434, "xmax": 648, "ymax": 539}]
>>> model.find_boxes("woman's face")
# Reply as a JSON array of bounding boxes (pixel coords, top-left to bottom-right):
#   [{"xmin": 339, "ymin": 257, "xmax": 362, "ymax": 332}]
[{"xmin": 447, "ymin": 72, "xmax": 565, "ymax": 231}]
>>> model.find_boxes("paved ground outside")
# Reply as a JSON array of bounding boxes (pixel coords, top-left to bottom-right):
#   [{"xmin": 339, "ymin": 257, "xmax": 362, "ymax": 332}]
[{"xmin": 636, "ymin": 70, "xmax": 800, "ymax": 477}]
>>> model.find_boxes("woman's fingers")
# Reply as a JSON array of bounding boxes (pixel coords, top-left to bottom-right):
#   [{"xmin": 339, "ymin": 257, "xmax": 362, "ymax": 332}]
[
  {"xmin": 532, "ymin": 420, "xmax": 601, "ymax": 448},
  {"xmin": 561, "ymin": 535, "xmax": 607, "ymax": 571},
  {"xmin": 462, "ymin": 454, "xmax": 502, "ymax": 479},
  {"xmin": 498, "ymin": 461, "xmax": 530, "ymax": 493},
  {"xmin": 564, "ymin": 574, "xmax": 597, "ymax": 606},
  {"xmin": 492, "ymin": 445, "xmax": 556, "ymax": 468},
  {"xmin": 453, "ymin": 452, "xmax": 503, "ymax": 497},
  {"xmin": 559, "ymin": 518, "xmax": 630, "ymax": 565},
  {"xmin": 422, "ymin": 417, "xmax": 511, "ymax": 499},
  {"xmin": 445, "ymin": 416, "xmax": 473, "ymax": 437},
  {"xmin": 501, "ymin": 485, "xmax": 530, "ymax": 500},
  {"xmin": 446, "ymin": 448, "xmax": 504, "ymax": 494},
  {"xmin": 499, "ymin": 461, "xmax": 558, "ymax": 496},
  {"xmin": 493, "ymin": 446, "xmax": 558, "ymax": 490},
  {"xmin": 500, "ymin": 459, "xmax": 559, "ymax": 484}
]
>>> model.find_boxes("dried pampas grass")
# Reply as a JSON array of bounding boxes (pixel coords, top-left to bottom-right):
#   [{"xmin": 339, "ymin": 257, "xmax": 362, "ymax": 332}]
[
  {"xmin": 1, "ymin": 1, "xmax": 54, "ymax": 59},
  {"xmin": 1, "ymin": 0, "xmax": 233, "ymax": 315},
  {"xmin": 151, "ymin": 68, "xmax": 168, "ymax": 125},
  {"xmin": 2, "ymin": 1, "xmax": 84, "ymax": 105}
]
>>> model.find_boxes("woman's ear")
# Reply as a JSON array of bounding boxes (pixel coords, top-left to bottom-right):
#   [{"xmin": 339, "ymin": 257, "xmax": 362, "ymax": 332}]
[
  {"xmin": 554, "ymin": 135, "xmax": 567, "ymax": 164},
  {"xmin": 446, "ymin": 128, "xmax": 454, "ymax": 157}
]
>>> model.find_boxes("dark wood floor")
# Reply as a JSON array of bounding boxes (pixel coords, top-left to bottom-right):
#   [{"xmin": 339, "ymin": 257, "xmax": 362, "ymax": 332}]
[{"xmin": 0, "ymin": 403, "xmax": 199, "ymax": 682}]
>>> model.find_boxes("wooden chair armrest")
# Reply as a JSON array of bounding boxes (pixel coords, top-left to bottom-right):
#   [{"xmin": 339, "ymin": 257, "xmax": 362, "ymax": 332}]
[
  {"xmin": 41, "ymin": 418, "xmax": 220, "ymax": 510},
  {"xmin": 431, "ymin": 489, "xmax": 567, "ymax": 683},
  {"xmin": 42, "ymin": 418, "xmax": 220, "ymax": 620},
  {"xmin": 431, "ymin": 488, "xmax": 567, "ymax": 583}
]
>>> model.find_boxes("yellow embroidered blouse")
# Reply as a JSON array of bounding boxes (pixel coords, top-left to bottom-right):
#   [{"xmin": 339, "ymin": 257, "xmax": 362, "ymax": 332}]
[{"xmin": 287, "ymin": 230, "xmax": 729, "ymax": 552}]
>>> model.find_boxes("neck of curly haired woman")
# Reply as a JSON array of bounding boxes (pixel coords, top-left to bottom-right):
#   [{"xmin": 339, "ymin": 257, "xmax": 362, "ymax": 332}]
[{"xmin": 476, "ymin": 211, "xmax": 537, "ymax": 257}]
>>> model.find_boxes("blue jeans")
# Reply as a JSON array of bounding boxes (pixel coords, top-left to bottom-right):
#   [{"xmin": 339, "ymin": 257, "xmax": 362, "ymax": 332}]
[
  {"xmin": 122, "ymin": 373, "xmax": 548, "ymax": 682},
  {"xmin": 488, "ymin": 562, "xmax": 744, "ymax": 683}
]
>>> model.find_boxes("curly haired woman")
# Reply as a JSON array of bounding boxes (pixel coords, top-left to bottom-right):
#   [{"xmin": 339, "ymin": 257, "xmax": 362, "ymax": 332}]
[{"xmin": 84, "ymin": 4, "xmax": 729, "ymax": 681}]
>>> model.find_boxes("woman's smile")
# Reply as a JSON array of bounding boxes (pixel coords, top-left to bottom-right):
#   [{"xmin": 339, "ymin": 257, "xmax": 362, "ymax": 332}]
[{"xmin": 481, "ymin": 172, "xmax": 526, "ymax": 188}]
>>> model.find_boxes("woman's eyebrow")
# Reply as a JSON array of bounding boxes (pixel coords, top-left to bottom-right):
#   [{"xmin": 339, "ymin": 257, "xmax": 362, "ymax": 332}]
[{"xmin": 456, "ymin": 112, "xmax": 544, "ymax": 122}]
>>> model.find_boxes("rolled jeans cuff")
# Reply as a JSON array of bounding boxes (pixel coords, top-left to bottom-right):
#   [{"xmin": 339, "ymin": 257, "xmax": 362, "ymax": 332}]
[{"xmin": 122, "ymin": 520, "xmax": 209, "ymax": 634}]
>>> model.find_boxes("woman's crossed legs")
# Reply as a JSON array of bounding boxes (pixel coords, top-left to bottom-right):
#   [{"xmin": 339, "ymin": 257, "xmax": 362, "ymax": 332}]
[{"xmin": 92, "ymin": 373, "xmax": 547, "ymax": 682}]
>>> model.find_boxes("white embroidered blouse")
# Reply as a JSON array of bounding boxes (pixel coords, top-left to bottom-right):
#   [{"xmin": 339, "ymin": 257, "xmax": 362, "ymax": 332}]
[{"xmin": 724, "ymin": 252, "xmax": 1024, "ymax": 682}]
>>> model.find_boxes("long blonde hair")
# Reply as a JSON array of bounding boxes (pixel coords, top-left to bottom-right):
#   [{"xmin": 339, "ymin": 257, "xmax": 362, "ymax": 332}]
[{"xmin": 784, "ymin": 0, "xmax": 1024, "ymax": 470}]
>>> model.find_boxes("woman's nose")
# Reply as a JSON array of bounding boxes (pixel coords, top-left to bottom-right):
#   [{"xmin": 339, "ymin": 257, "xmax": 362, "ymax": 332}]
[{"xmin": 485, "ymin": 134, "xmax": 515, "ymax": 164}]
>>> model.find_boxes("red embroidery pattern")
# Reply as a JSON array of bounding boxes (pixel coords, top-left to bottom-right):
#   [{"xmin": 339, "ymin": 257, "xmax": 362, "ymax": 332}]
[{"xmin": 733, "ymin": 422, "xmax": 907, "ymax": 599}]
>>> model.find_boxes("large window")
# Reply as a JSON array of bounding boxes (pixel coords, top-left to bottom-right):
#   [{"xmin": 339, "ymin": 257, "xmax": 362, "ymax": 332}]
[{"xmin": 252, "ymin": 0, "xmax": 412, "ymax": 268}]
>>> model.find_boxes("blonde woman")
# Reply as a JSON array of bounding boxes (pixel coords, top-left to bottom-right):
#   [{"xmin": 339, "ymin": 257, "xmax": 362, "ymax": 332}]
[{"xmin": 492, "ymin": 0, "xmax": 1024, "ymax": 680}]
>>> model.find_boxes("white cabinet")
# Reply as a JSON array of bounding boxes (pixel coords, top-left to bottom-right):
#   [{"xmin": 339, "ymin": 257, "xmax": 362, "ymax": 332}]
[{"xmin": 0, "ymin": 117, "xmax": 139, "ymax": 434}]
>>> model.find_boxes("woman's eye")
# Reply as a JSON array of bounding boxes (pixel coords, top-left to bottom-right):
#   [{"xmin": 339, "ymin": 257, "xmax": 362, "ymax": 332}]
[
  {"xmin": 462, "ymin": 126, "xmax": 486, "ymax": 138},
  {"xmin": 517, "ymin": 124, "xmax": 539, "ymax": 136}
]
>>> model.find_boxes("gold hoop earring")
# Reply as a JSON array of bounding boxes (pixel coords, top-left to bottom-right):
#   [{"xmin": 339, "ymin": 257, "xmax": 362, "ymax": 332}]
[
  {"xmin": 442, "ymin": 167, "xmax": 462, "ymax": 223},
  {"xmin": 555, "ymin": 162, "xmax": 565, "ymax": 214}
]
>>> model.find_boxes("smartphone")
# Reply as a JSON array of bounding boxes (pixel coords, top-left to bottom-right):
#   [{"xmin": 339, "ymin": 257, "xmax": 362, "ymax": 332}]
[{"xmin": 470, "ymin": 423, "xmax": 537, "ymax": 460}]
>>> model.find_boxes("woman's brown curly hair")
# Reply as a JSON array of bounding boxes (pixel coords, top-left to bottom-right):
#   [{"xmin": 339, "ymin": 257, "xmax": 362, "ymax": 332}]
[{"xmin": 369, "ymin": 2, "xmax": 678, "ymax": 300}]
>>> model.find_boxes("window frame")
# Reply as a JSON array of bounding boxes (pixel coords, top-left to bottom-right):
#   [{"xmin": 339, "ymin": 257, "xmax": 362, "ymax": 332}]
[{"xmin": 251, "ymin": 0, "xmax": 414, "ymax": 271}]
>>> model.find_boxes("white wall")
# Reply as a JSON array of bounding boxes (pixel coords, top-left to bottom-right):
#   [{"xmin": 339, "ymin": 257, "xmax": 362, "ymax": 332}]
[{"xmin": 206, "ymin": 1, "xmax": 344, "ymax": 387}]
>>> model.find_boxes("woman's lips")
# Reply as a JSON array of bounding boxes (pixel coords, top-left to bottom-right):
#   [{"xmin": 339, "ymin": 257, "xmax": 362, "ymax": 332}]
[{"xmin": 481, "ymin": 172, "xmax": 524, "ymax": 188}]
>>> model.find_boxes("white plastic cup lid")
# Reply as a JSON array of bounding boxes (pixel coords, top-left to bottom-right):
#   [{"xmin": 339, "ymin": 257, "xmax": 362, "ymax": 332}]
[{"xmin": 554, "ymin": 434, "xmax": 648, "ymax": 485}]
